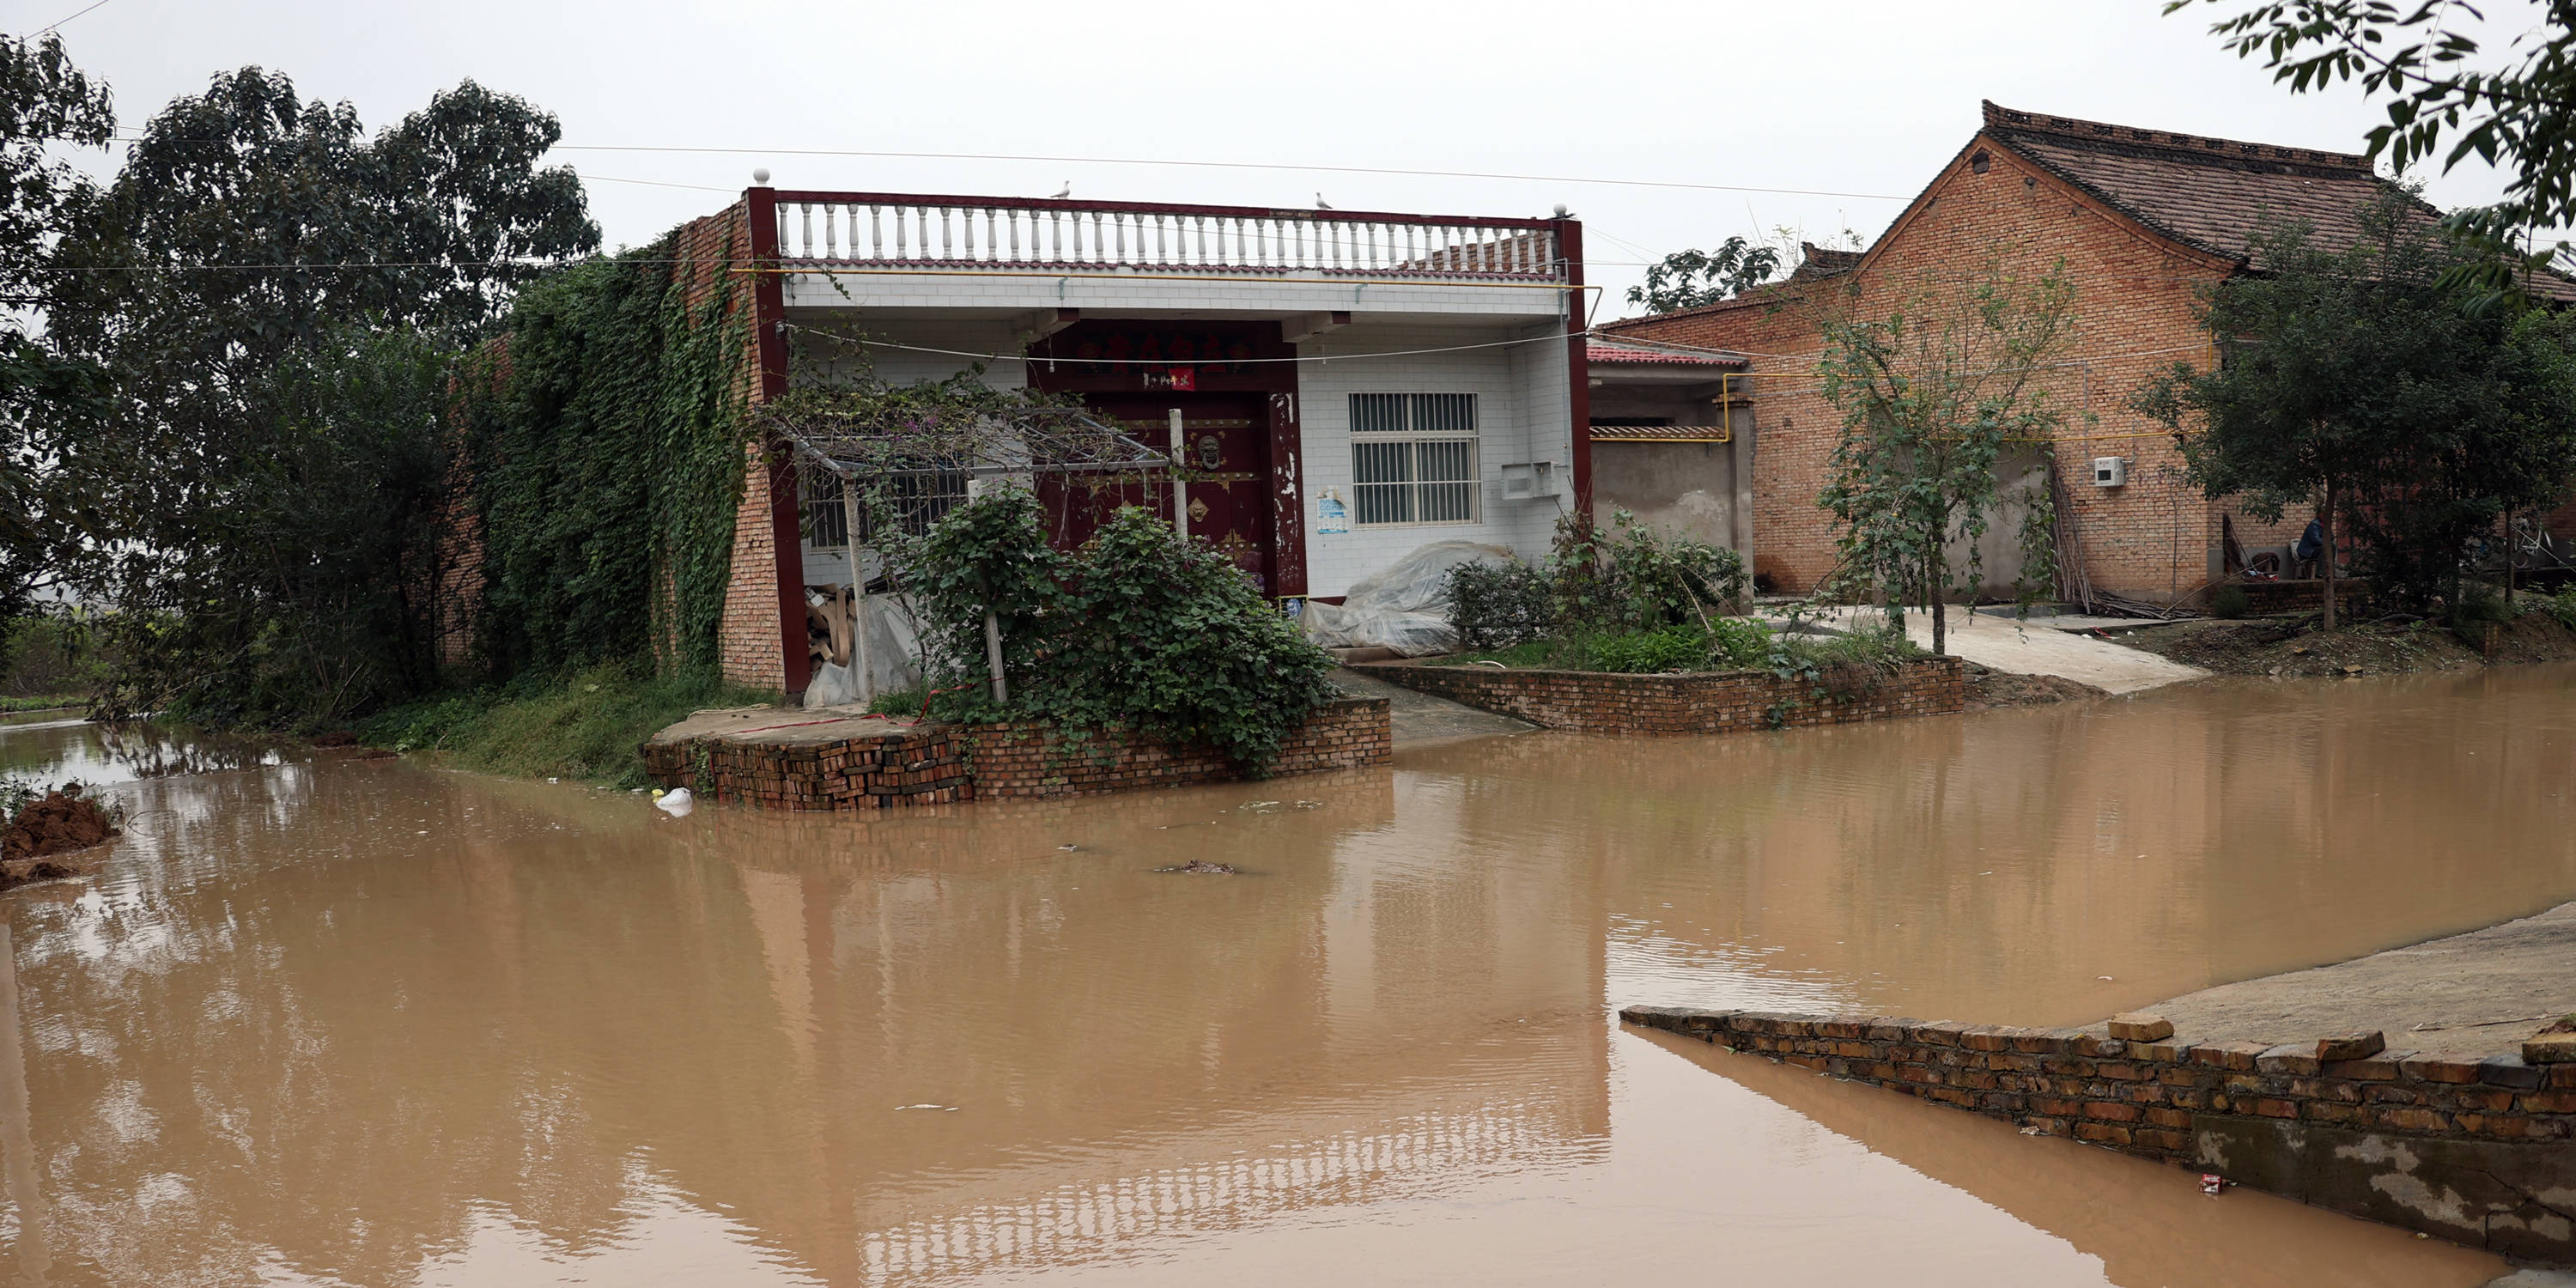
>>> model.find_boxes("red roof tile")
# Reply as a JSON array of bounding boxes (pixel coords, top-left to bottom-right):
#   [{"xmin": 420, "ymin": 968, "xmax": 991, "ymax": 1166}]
[{"xmin": 1586, "ymin": 340, "xmax": 1745, "ymax": 367}]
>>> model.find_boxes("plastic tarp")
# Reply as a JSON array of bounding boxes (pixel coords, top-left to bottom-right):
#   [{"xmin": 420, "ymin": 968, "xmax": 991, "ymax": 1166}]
[
  {"xmin": 805, "ymin": 590, "xmax": 926, "ymax": 708},
  {"xmin": 1301, "ymin": 541, "xmax": 1518, "ymax": 656}
]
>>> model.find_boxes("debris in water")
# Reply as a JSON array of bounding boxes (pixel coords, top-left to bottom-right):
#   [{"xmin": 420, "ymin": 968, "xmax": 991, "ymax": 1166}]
[
  {"xmin": 2098, "ymin": 975, "xmax": 2115, "ymax": 981},
  {"xmin": 3, "ymin": 784, "xmax": 118, "ymax": 888},
  {"xmin": 894, "ymin": 1103, "xmax": 957, "ymax": 1112},
  {"xmin": 652, "ymin": 787, "xmax": 695, "ymax": 817},
  {"xmin": 1057, "ymin": 843, "xmax": 1079, "ymax": 851},
  {"xmin": 2200, "ymin": 1173, "xmax": 2231, "ymax": 1195},
  {"xmin": 1157, "ymin": 860, "xmax": 1239, "ymax": 875},
  {"xmin": 1295, "ymin": 800, "xmax": 1321, "ymax": 809}
]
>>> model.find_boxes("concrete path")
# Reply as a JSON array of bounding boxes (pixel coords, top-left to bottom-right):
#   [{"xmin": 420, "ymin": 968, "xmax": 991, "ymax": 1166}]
[
  {"xmin": 1808, "ymin": 607, "xmax": 2209, "ymax": 696},
  {"xmin": 1326, "ymin": 667, "xmax": 1534, "ymax": 747},
  {"xmin": 2125, "ymin": 900, "xmax": 2576, "ymax": 1061}
]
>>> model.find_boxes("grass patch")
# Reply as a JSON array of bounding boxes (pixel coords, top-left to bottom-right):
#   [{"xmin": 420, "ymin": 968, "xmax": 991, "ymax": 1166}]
[
  {"xmin": 1427, "ymin": 620, "xmax": 1921, "ymax": 674},
  {"xmin": 357, "ymin": 661, "xmax": 775, "ymax": 789},
  {"xmin": 0, "ymin": 695, "xmax": 81, "ymax": 714}
]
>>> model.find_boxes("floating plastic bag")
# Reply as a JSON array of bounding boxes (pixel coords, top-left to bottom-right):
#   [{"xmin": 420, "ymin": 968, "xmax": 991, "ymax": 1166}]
[
  {"xmin": 652, "ymin": 787, "xmax": 694, "ymax": 817},
  {"xmin": 1301, "ymin": 540, "xmax": 1517, "ymax": 656}
]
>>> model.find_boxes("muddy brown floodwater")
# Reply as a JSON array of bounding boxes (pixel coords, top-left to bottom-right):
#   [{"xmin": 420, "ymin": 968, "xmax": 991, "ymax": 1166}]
[{"xmin": 4, "ymin": 667, "xmax": 2575, "ymax": 1286}]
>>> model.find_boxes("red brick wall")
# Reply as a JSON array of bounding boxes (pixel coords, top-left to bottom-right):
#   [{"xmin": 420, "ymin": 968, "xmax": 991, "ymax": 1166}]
[
  {"xmin": 1625, "ymin": 1005, "xmax": 2576, "ymax": 1261},
  {"xmin": 716, "ymin": 443, "xmax": 789, "ymax": 690},
  {"xmin": 971, "ymin": 696, "xmax": 1393, "ymax": 799},
  {"xmin": 1601, "ymin": 137, "xmax": 2245, "ymax": 605},
  {"xmin": 642, "ymin": 697, "xmax": 1393, "ymax": 809},
  {"xmin": 1351, "ymin": 657, "xmax": 1962, "ymax": 733}
]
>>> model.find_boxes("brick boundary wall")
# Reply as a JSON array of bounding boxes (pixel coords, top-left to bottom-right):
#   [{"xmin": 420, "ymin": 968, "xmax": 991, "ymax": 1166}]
[
  {"xmin": 971, "ymin": 696, "xmax": 1392, "ymax": 799},
  {"xmin": 643, "ymin": 696, "xmax": 1391, "ymax": 810},
  {"xmin": 1350, "ymin": 657, "xmax": 1961, "ymax": 734},
  {"xmin": 1622, "ymin": 1005, "xmax": 2576, "ymax": 1261},
  {"xmin": 2234, "ymin": 577, "xmax": 2370, "ymax": 617}
]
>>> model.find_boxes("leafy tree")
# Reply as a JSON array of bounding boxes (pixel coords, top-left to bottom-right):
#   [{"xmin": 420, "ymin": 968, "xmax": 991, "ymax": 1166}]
[
  {"xmin": 31, "ymin": 68, "xmax": 599, "ymax": 721},
  {"xmin": 2173, "ymin": 0, "xmax": 2576, "ymax": 304},
  {"xmin": 1625, "ymin": 236, "xmax": 1782, "ymax": 313},
  {"xmin": 1815, "ymin": 262, "xmax": 2073, "ymax": 654},
  {"xmin": 2133, "ymin": 197, "xmax": 2576, "ymax": 623},
  {"xmin": 0, "ymin": 33, "xmax": 113, "ymax": 637}
]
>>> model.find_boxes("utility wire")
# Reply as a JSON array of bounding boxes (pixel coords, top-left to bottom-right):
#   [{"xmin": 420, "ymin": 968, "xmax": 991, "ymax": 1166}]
[
  {"xmin": 548, "ymin": 143, "xmax": 1912, "ymax": 204},
  {"xmin": 94, "ymin": 133, "xmax": 1910, "ymax": 204},
  {"xmin": 32, "ymin": 0, "xmax": 113, "ymax": 33}
]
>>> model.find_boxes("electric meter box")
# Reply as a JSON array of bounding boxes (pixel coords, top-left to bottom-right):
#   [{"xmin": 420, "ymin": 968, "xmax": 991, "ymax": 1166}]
[{"xmin": 2091, "ymin": 457, "xmax": 2127, "ymax": 488}]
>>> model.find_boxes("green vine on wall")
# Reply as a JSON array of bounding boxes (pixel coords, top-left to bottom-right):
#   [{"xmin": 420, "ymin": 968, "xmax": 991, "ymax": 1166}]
[{"xmin": 456, "ymin": 214, "xmax": 752, "ymax": 677}]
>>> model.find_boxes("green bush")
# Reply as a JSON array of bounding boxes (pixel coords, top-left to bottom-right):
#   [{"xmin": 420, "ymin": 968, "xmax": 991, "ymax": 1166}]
[
  {"xmin": 1585, "ymin": 626, "xmax": 1711, "ymax": 674},
  {"xmin": 2545, "ymin": 587, "xmax": 2576, "ymax": 633},
  {"xmin": 1773, "ymin": 623, "xmax": 1923, "ymax": 668},
  {"xmin": 1447, "ymin": 559, "xmax": 1552, "ymax": 650},
  {"xmin": 1706, "ymin": 617, "xmax": 1772, "ymax": 667},
  {"xmin": 2210, "ymin": 584, "xmax": 2251, "ymax": 619},
  {"xmin": 908, "ymin": 493, "xmax": 1333, "ymax": 773},
  {"xmin": 2452, "ymin": 582, "xmax": 2515, "ymax": 626},
  {"xmin": 1551, "ymin": 508, "xmax": 1747, "ymax": 631}
]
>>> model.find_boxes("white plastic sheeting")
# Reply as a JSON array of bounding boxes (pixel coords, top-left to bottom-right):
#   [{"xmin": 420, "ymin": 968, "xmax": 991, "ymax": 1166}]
[
  {"xmin": 805, "ymin": 589, "xmax": 927, "ymax": 707},
  {"xmin": 1300, "ymin": 541, "xmax": 1518, "ymax": 657}
]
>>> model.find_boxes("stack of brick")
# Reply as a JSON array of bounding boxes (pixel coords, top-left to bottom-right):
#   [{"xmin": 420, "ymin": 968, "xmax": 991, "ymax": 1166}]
[
  {"xmin": 641, "ymin": 725, "xmax": 971, "ymax": 811},
  {"xmin": 1352, "ymin": 658, "xmax": 1961, "ymax": 734}
]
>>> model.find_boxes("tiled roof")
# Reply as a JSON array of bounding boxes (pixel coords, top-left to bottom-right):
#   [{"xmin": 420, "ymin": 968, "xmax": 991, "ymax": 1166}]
[
  {"xmin": 1586, "ymin": 340, "xmax": 1745, "ymax": 367},
  {"xmin": 1980, "ymin": 100, "xmax": 2403, "ymax": 267},
  {"xmin": 1983, "ymin": 102, "xmax": 2576, "ymax": 301},
  {"xmin": 1589, "ymin": 423, "xmax": 1732, "ymax": 442},
  {"xmin": 1789, "ymin": 242, "xmax": 1863, "ymax": 281}
]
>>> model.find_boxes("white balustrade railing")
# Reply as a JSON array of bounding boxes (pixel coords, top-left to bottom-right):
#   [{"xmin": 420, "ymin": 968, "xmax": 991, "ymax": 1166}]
[{"xmin": 774, "ymin": 197, "xmax": 1563, "ymax": 280}]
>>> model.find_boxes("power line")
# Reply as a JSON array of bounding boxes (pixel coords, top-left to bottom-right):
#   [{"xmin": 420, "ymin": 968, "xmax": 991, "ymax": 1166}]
[
  {"xmin": 94, "ymin": 132, "xmax": 1909, "ymax": 204},
  {"xmin": 545, "ymin": 143, "xmax": 1912, "ymax": 204},
  {"xmin": 33, "ymin": 0, "xmax": 113, "ymax": 33}
]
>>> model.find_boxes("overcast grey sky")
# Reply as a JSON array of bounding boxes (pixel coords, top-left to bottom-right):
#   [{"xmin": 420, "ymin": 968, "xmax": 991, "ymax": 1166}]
[{"xmin": 17, "ymin": 0, "xmax": 2556, "ymax": 319}]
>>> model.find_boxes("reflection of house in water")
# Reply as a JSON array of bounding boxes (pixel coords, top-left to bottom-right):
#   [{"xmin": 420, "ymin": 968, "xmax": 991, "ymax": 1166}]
[{"xmin": 698, "ymin": 771, "xmax": 1610, "ymax": 1282}]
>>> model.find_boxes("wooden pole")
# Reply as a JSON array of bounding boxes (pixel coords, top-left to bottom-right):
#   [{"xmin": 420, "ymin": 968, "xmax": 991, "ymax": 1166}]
[
  {"xmin": 841, "ymin": 479, "xmax": 873, "ymax": 706},
  {"xmin": 1169, "ymin": 407, "xmax": 1188, "ymax": 538},
  {"xmin": 983, "ymin": 611, "xmax": 1007, "ymax": 706},
  {"xmin": 2321, "ymin": 478, "xmax": 2339, "ymax": 633}
]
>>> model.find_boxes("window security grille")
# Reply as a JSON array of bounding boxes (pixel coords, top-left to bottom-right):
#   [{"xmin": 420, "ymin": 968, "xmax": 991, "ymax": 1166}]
[
  {"xmin": 1349, "ymin": 393, "xmax": 1479, "ymax": 526},
  {"xmin": 800, "ymin": 468, "xmax": 969, "ymax": 545}
]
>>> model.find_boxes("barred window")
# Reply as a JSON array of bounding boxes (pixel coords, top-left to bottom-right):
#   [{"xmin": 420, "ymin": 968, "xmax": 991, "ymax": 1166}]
[
  {"xmin": 800, "ymin": 467, "xmax": 969, "ymax": 546},
  {"xmin": 1350, "ymin": 393, "xmax": 1479, "ymax": 526}
]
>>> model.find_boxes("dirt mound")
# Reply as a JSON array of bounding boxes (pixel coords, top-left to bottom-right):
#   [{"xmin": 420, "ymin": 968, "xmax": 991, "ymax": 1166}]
[
  {"xmin": 2108, "ymin": 608, "xmax": 2576, "ymax": 678},
  {"xmin": 3, "ymin": 787, "xmax": 117, "ymax": 888},
  {"xmin": 1962, "ymin": 663, "xmax": 2111, "ymax": 710}
]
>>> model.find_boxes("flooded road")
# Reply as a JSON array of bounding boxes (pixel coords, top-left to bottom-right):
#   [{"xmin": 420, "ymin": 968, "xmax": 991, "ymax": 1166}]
[{"xmin": 6, "ymin": 666, "xmax": 2574, "ymax": 1285}]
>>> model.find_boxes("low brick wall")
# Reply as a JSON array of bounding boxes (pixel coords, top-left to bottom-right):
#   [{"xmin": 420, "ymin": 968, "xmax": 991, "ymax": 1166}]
[
  {"xmin": 2234, "ymin": 576, "xmax": 2369, "ymax": 616},
  {"xmin": 1352, "ymin": 656, "xmax": 1962, "ymax": 734},
  {"xmin": 1623, "ymin": 1005, "xmax": 2576, "ymax": 1262},
  {"xmin": 644, "ymin": 697, "xmax": 1391, "ymax": 810},
  {"xmin": 973, "ymin": 696, "xmax": 1391, "ymax": 799},
  {"xmin": 641, "ymin": 724, "xmax": 972, "ymax": 811}
]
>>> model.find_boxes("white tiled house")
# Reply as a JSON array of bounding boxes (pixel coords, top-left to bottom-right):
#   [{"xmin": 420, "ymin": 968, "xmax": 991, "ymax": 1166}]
[{"xmin": 714, "ymin": 181, "xmax": 1593, "ymax": 699}]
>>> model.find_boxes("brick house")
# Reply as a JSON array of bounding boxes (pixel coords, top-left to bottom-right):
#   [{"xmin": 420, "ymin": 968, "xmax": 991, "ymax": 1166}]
[
  {"xmin": 668, "ymin": 183, "xmax": 1590, "ymax": 698},
  {"xmin": 1596, "ymin": 100, "xmax": 2535, "ymax": 605}
]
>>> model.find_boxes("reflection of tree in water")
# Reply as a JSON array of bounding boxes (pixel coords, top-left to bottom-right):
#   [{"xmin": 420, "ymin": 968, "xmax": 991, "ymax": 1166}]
[
  {"xmin": 7, "ymin": 759, "xmax": 1613, "ymax": 1287},
  {"xmin": 90, "ymin": 722, "xmax": 287, "ymax": 781}
]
